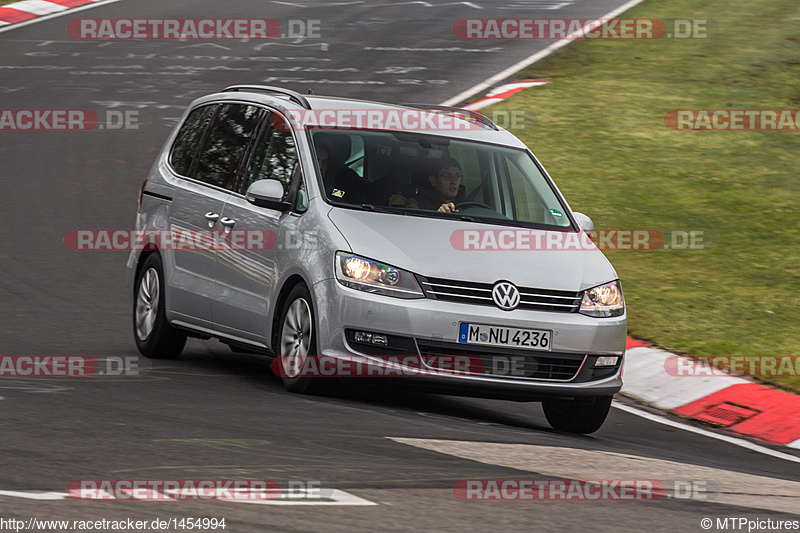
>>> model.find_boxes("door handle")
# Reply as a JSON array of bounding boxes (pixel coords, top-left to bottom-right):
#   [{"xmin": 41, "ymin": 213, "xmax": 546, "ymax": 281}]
[
  {"xmin": 220, "ymin": 217, "xmax": 236, "ymax": 233},
  {"xmin": 204, "ymin": 212, "xmax": 220, "ymax": 228}
]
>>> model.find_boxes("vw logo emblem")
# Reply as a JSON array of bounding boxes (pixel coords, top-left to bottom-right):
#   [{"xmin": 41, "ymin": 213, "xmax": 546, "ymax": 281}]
[{"xmin": 492, "ymin": 281, "xmax": 520, "ymax": 311}]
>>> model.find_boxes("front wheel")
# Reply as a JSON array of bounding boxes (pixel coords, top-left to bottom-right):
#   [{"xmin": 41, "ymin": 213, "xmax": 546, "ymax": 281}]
[
  {"xmin": 276, "ymin": 284, "xmax": 331, "ymax": 395},
  {"xmin": 542, "ymin": 396, "xmax": 613, "ymax": 434},
  {"xmin": 133, "ymin": 254, "xmax": 186, "ymax": 359}
]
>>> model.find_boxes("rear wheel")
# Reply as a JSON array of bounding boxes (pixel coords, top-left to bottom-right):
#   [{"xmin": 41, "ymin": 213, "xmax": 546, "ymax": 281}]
[
  {"xmin": 276, "ymin": 284, "xmax": 331, "ymax": 395},
  {"xmin": 133, "ymin": 254, "xmax": 186, "ymax": 359},
  {"xmin": 542, "ymin": 396, "xmax": 613, "ymax": 434}
]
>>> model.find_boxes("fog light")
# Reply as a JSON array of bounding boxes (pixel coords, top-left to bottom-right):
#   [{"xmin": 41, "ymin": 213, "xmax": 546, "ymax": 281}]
[
  {"xmin": 354, "ymin": 332, "xmax": 373, "ymax": 343},
  {"xmin": 372, "ymin": 334, "xmax": 388, "ymax": 346},
  {"xmin": 596, "ymin": 356, "xmax": 619, "ymax": 367}
]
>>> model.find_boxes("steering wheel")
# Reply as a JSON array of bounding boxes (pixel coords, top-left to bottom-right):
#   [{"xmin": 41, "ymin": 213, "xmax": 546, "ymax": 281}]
[{"xmin": 455, "ymin": 201, "xmax": 494, "ymax": 211}]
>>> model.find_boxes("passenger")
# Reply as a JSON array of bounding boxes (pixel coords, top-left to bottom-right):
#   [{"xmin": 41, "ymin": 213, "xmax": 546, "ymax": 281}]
[{"xmin": 405, "ymin": 157, "xmax": 465, "ymax": 213}]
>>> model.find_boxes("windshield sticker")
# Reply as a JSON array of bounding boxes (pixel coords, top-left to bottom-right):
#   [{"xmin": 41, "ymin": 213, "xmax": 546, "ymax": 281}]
[
  {"xmin": 549, "ymin": 209, "xmax": 563, "ymax": 217},
  {"xmin": 331, "ymin": 189, "xmax": 345, "ymax": 198}
]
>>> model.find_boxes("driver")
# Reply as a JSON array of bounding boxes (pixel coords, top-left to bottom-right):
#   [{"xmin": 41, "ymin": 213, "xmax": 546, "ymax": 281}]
[{"xmin": 405, "ymin": 157, "xmax": 466, "ymax": 213}]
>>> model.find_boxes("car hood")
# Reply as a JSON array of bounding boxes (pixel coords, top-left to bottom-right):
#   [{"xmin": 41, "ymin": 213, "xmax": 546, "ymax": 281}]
[{"xmin": 327, "ymin": 208, "xmax": 618, "ymax": 291}]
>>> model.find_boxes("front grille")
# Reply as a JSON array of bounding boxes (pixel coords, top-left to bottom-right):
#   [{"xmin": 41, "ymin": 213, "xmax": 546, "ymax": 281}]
[
  {"xmin": 417, "ymin": 341, "xmax": 585, "ymax": 381},
  {"xmin": 418, "ymin": 276, "xmax": 582, "ymax": 313}
]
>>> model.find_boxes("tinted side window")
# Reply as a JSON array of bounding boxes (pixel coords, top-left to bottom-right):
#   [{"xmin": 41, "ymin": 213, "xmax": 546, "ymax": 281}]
[
  {"xmin": 169, "ymin": 105, "xmax": 216, "ymax": 176},
  {"xmin": 242, "ymin": 114, "xmax": 298, "ymax": 201},
  {"xmin": 195, "ymin": 104, "xmax": 263, "ymax": 191}
]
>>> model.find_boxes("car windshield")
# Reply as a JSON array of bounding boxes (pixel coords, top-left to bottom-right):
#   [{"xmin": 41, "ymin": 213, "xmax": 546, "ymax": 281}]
[{"xmin": 309, "ymin": 128, "xmax": 572, "ymax": 229}]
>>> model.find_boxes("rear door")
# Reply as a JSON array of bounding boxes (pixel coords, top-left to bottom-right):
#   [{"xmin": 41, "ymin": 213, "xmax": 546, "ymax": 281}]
[{"xmin": 166, "ymin": 103, "xmax": 263, "ymax": 329}]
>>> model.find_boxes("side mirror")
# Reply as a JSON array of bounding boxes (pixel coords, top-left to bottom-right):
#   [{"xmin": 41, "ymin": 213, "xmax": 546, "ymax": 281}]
[
  {"xmin": 573, "ymin": 212, "xmax": 595, "ymax": 232},
  {"xmin": 246, "ymin": 179, "xmax": 291, "ymax": 211}
]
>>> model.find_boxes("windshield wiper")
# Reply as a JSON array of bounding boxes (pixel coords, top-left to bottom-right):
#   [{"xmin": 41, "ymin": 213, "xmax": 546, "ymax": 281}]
[{"xmin": 360, "ymin": 203, "xmax": 407, "ymax": 215}]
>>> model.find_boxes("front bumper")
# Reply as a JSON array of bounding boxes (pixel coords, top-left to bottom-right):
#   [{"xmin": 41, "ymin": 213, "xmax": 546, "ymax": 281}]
[{"xmin": 311, "ymin": 277, "xmax": 626, "ymax": 400}]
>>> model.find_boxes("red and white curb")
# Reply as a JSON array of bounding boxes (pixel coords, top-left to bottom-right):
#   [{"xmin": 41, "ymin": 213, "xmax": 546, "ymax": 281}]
[
  {"xmin": 622, "ymin": 338, "xmax": 800, "ymax": 449},
  {"xmin": 0, "ymin": 0, "xmax": 100, "ymax": 26},
  {"xmin": 462, "ymin": 79, "xmax": 549, "ymax": 112}
]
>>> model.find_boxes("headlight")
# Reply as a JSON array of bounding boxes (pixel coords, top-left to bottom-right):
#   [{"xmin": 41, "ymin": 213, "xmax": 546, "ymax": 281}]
[
  {"xmin": 579, "ymin": 280, "xmax": 624, "ymax": 317},
  {"xmin": 335, "ymin": 252, "xmax": 424, "ymax": 299}
]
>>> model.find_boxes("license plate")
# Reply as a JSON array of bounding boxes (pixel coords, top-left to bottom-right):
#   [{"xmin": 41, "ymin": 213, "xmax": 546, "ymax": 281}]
[{"xmin": 458, "ymin": 323, "xmax": 552, "ymax": 351}]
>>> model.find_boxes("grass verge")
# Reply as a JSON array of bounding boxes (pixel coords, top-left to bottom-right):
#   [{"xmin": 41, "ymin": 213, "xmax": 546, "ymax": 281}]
[{"xmin": 486, "ymin": 0, "xmax": 800, "ymax": 391}]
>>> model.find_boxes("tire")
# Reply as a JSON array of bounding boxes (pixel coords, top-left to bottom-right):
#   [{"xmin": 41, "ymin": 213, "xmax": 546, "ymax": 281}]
[
  {"xmin": 133, "ymin": 254, "xmax": 186, "ymax": 359},
  {"xmin": 542, "ymin": 396, "xmax": 613, "ymax": 434},
  {"xmin": 276, "ymin": 284, "xmax": 331, "ymax": 395}
]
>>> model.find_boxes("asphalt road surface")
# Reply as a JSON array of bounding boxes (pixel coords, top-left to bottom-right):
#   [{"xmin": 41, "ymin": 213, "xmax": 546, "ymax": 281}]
[{"xmin": 1, "ymin": 0, "xmax": 799, "ymax": 531}]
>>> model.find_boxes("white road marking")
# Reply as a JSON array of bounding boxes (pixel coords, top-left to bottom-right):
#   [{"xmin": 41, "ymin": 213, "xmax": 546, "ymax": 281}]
[
  {"xmin": 441, "ymin": 0, "xmax": 649, "ymax": 106},
  {"xmin": 0, "ymin": 491, "xmax": 66, "ymax": 500},
  {"xmin": 274, "ymin": 0, "xmax": 482, "ymax": 6},
  {"xmin": 390, "ymin": 437, "xmax": 800, "ymax": 514},
  {"xmin": 273, "ymin": 1, "xmax": 365, "ymax": 6},
  {"xmin": 0, "ymin": 382, "xmax": 71, "ymax": 393},
  {"xmin": 612, "ymin": 401, "xmax": 800, "ymax": 464},
  {"xmin": 0, "ymin": 489, "xmax": 377, "ymax": 506},
  {"xmin": 236, "ymin": 489, "xmax": 378, "ymax": 506}
]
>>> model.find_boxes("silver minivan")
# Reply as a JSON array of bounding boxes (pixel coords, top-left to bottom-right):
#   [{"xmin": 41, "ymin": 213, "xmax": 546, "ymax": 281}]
[{"xmin": 127, "ymin": 86, "xmax": 626, "ymax": 433}]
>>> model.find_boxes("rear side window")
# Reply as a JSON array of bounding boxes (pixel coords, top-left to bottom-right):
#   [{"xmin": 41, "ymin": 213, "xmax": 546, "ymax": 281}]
[
  {"xmin": 195, "ymin": 104, "xmax": 263, "ymax": 191},
  {"xmin": 169, "ymin": 105, "xmax": 216, "ymax": 176}
]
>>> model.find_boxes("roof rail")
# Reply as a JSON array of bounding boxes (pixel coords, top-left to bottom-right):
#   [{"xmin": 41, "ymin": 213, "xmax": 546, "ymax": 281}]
[
  {"xmin": 222, "ymin": 85, "xmax": 312, "ymax": 110},
  {"xmin": 402, "ymin": 104, "xmax": 499, "ymax": 131}
]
